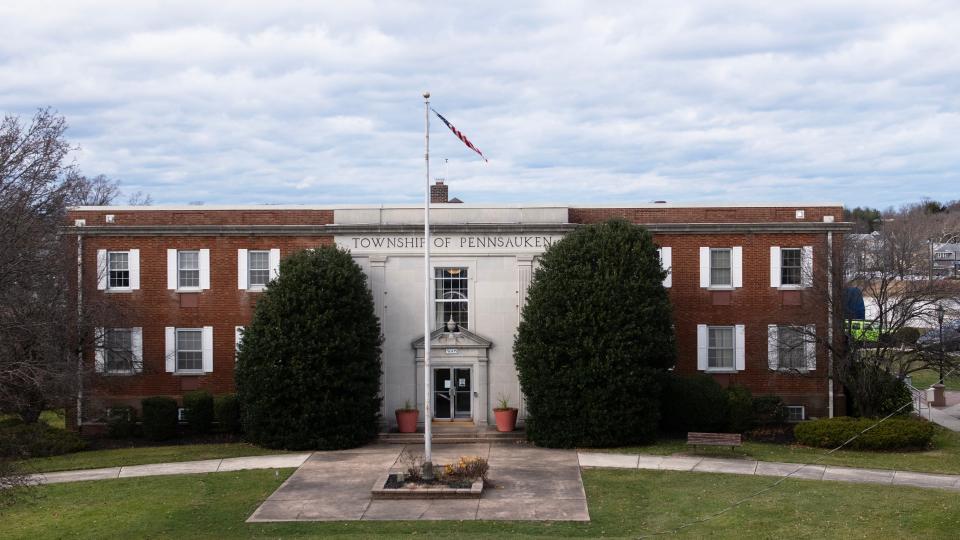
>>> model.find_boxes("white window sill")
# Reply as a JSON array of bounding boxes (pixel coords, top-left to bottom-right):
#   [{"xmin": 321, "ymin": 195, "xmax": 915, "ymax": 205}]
[
  {"xmin": 172, "ymin": 371, "xmax": 207, "ymax": 376},
  {"xmin": 704, "ymin": 368, "xmax": 739, "ymax": 374},
  {"xmin": 105, "ymin": 288, "xmax": 134, "ymax": 294},
  {"xmin": 777, "ymin": 285, "xmax": 804, "ymax": 291},
  {"xmin": 246, "ymin": 286, "xmax": 266, "ymax": 292},
  {"xmin": 707, "ymin": 285, "xmax": 735, "ymax": 291},
  {"xmin": 101, "ymin": 371, "xmax": 139, "ymax": 376},
  {"xmin": 775, "ymin": 367, "xmax": 811, "ymax": 374},
  {"xmin": 176, "ymin": 288, "xmax": 202, "ymax": 293}
]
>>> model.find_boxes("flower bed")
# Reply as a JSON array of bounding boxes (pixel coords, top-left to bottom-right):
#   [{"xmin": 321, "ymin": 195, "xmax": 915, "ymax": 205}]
[{"xmin": 371, "ymin": 452, "xmax": 488, "ymax": 499}]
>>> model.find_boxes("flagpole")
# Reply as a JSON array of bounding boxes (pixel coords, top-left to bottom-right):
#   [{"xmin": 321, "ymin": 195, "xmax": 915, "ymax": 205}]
[{"xmin": 422, "ymin": 91, "xmax": 434, "ymax": 480}]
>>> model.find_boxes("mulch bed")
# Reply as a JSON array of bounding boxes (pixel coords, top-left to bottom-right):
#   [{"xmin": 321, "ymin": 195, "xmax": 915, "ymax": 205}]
[
  {"xmin": 84, "ymin": 432, "xmax": 246, "ymax": 451},
  {"xmin": 744, "ymin": 424, "xmax": 795, "ymax": 444}
]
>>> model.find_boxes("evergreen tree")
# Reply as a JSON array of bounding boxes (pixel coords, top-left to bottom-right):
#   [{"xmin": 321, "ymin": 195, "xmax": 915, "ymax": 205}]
[
  {"xmin": 236, "ymin": 247, "xmax": 382, "ymax": 450},
  {"xmin": 514, "ymin": 219, "xmax": 675, "ymax": 447}
]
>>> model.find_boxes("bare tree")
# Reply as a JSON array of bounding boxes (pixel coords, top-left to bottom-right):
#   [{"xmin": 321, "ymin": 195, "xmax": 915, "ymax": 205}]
[
  {"xmin": 0, "ymin": 109, "xmax": 124, "ymax": 423},
  {"xmin": 801, "ymin": 205, "xmax": 960, "ymax": 417}
]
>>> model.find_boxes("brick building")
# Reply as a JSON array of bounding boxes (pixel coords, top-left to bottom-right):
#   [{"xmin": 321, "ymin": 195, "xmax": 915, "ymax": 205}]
[{"xmin": 66, "ymin": 186, "xmax": 849, "ymax": 432}]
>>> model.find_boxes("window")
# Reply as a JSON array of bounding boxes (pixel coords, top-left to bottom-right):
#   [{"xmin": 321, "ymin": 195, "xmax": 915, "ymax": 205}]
[
  {"xmin": 248, "ymin": 251, "xmax": 270, "ymax": 287},
  {"xmin": 710, "ymin": 248, "xmax": 731, "ymax": 286},
  {"xmin": 708, "ymin": 327, "xmax": 735, "ymax": 369},
  {"xmin": 176, "ymin": 329, "xmax": 203, "ymax": 372},
  {"xmin": 435, "ymin": 267, "xmax": 468, "ymax": 330},
  {"xmin": 935, "ymin": 251, "xmax": 953, "ymax": 260},
  {"xmin": 108, "ymin": 252, "xmax": 130, "ymax": 289},
  {"xmin": 784, "ymin": 405, "xmax": 805, "ymax": 422},
  {"xmin": 778, "ymin": 326, "xmax": 806, "ymax": 369},
  {"xmin": 178, "ymin": 251, "xmax": 200, "ymax": 289},
  {"xmin": 781, "ymin": 248, "xmax": 802, "ymax": 286},
  {"xmin": 105, "ymin": 329, "xmax": 133, "ymax": 373}
]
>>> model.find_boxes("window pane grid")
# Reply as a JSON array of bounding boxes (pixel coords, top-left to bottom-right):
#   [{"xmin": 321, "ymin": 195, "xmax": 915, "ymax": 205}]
[
  {"xmin": 435, "ymin": 267, "xmax": 468, "ymax": 330},
  {"xmin": 248, "ymin": 251, "xmax": 270, "ymax": 286},
  {"xmin": 781, "ymin": 248, "xmax": 802, "ymax": 286},
  {"xmin": 105, "ymin": 329, "xmax": 133, "ymax": 373},
  {"xmin": 710, "ymin": 248, "xmax": 731, "ymax": 286},
  {"xmin": 708, "ymin": 327, "xmax": 734, "ymax": 368},
  {"xmin": 108, "ymin": 252, "xmax": 130, "ymax": 288},
  {"xmin": 779, "ymin": 326, "xmax": 806, "ymax": 369},
  {"xmin": 179, "ymin": 251, "xmax": 200, "ymax": 288},
  {"xmin": 177, "ymin": 329, "xmax": 203, "ymax": 371}
]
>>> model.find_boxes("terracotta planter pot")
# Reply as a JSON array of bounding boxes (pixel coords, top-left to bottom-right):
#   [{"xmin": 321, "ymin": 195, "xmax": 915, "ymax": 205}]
[
  {"xmin": 395, "ymin": 409, "xmax": 419, "ymax": 433},
  {"xmin": 494, "ymin": 408, "xmax": 518, "ymax": 432}
]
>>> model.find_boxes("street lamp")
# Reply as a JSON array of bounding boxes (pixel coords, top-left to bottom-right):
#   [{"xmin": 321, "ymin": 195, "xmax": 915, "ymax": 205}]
[{"xmin": 937, "ymin": 304, "xmax": 946, "ymax": 385}]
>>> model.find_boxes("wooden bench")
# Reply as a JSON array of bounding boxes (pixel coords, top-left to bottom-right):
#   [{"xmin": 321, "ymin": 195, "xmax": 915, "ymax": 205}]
[{"xmin": 687, "ymin": 432, "xmax": 742, "ymax": 451}]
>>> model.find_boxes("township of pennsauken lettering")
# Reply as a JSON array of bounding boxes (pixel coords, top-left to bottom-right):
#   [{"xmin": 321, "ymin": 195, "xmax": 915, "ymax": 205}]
[{"xmin": 336, "ymin": 234, "xmax": 563, "ymax": 254}]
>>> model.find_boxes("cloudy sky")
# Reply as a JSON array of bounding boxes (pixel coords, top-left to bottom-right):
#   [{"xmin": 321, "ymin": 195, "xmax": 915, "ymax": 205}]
[{"xmin": 1, "ymin": 1, "xmax": 957, "ymax": 207}]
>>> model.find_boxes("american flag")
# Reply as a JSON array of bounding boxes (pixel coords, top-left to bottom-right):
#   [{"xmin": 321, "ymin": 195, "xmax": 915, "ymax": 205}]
[{"xmin": 431, "ymin": 109, "xmax": 488, "ymax": 162}]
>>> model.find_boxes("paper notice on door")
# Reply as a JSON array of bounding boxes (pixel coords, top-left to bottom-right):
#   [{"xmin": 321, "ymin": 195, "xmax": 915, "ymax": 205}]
[
  {"xmin": 458, "ymin": 378, "xmax": 466, "ymax": 387},
  {"xmin": 444, "ymin": 380, "xmax": 451, "ymax": 389}
]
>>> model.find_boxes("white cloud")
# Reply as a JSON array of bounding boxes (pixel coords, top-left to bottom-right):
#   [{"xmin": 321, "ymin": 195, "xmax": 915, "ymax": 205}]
[{"xmin": 0, "ymin": 0, "xmax": 957, "ymax": 207}]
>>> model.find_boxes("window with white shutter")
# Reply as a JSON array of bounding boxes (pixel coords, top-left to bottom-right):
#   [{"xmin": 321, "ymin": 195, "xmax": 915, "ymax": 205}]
[
  {"xmin": 698, "ymin": 324, "xmax": 745, "ymax": 372},
  {"xmin": 701, "ymin": 247, "xmax": 742, "ymax": 288}
]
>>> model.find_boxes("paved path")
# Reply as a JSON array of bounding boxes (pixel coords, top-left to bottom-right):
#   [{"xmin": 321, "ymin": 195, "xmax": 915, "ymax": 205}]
[
  {"xmin": 27, "ymin": 453, "xmax": 312, "ymax": 485},
  {"xmin": 578, "ymin": 451, "xmax": 960, "ymax": 491},
  {"xmin": 929, "ymin": 390, "xmax": 960, "ymax": 431},
  {"xmin": 248, "ymin": 443, "xmax": 589, "ymax": 522}
]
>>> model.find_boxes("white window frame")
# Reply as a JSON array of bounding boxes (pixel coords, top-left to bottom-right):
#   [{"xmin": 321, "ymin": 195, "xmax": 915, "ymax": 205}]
[
  {"xmin": 767, "ymin": 324, "xmax": 816, "ymax": 372},
  {"xmin": 175, "ymin": 328, "xmax": 204, "ymax": 373},
  {"xmin": 431, "ymin": 259, "xmax": 476, "ymax": 332},
  {"xmin": 97, "ymin": 249, "xmax": 139, "ymax": 292},
  {"xmin": 178, "ymin": 251, "xmax": 201, "ymax": 291},
  {"xmin": 95, "ymin": 327, "xmax": 143, "ymax": 375},
  {"xmin": 168, "ymin": 249, "xmax": 210, "ymax": 291},
  {"xmin": 237, "ymin": 248, "xmax": 280, "ymax": 290},
  {"xmin": 700, "ymin": 246, "xmax": 742, "ymax": 289},
  {"xmin": 707, "ymin": 326, "xmax": 735, "ymax": 370},
  {"xmin": 698, "ymin": 324, "xmax": 746, "ymax": 372},
  {"xmin": 770, "ymin": 246, "xmax": 813, "ymax": 289},
  {"xmin": 784, "ymin": 405, "xmax": 805, "ymax": 422},
  {"xmin": 248, "ymin": 250, "xmax": 271, "ymax": 289}
]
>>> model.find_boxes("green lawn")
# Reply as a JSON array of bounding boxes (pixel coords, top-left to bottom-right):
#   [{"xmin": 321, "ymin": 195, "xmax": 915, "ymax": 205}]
[
  {"xmin": 594, "ymin": 425, "xmax": 960, "ymax": 475},
  {"xmin": 0, "ymin": 410, "xmax": 65, "ymax": 430},
  {"xmin": 910, "ymin": 368, "xmax": 960, "ymax": 391},
  {"xmin": 2, "ymin": 468, "xmax": 959, "ymax": 538},
  {"xmin": 18, "ymin": 443, "xmax": 288, "ymax": 474}
]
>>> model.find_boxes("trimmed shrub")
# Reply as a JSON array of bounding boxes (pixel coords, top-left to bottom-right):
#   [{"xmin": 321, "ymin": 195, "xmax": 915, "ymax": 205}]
[
  {"xmin": 752, "ymin": 395, "xmax": 788, "ymax": 425},
  {"xmin": 659, "ymin": 373, "xmax": 729, "ymax": 434},
  {"xmin": 726, "ymin": 385, "xmax": 755, "ymax": 433},
  {"xmin": 515, "ymin": 219, "xmax": 675, "ymax": 448},
  {"xmin": 141, "ymin": 397, "xmax": 178, "ymax": 441},
  {"xmin": 183, "ymin": 390, "xmax": 214, "ymax": 435},
  {"xmin": 794, "ymin": 416, "xmax": 936, "ymax": 450},
  {"xmin": 106, "ymin": 406, "xmax": 138, "ymax": 439},
  {"xmin": 214, "ymin": 394, "xmax": 241, "ymax": 434},
  {"xmin": 848, "ymin": 366, "xmax": 913, "ymax": 418},
  {"xmin": 0, "ymin": 423, "xmax": 85, "ymax": 458},
  {"xmin": 894, "ymin": 327, "xmax": 921, "ymax": 347},
  {"xmin": 236, "ymin": 247, "xmax": 382, "ymax": 450}
]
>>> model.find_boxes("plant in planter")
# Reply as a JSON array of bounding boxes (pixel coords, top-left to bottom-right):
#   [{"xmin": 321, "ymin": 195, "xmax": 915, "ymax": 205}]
[
  {"xmin": 395, "ymin": 400, "xmax": 419, "ymax": 433},
  {"xmin": 493, "ymin": 394, "xmax": 518, "ymax": 432}
]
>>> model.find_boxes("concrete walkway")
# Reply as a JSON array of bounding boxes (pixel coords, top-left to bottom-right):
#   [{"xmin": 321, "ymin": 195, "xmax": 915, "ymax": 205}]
[
  {"xmin": 578, "ymin": 451, "xmax": 960, "ymax": 491},
  {"xmin": 929, "ymin": 390, "xmax": 960, "ymax": 431},
  {"xmin": 248, "ymin": 443, "xmax": 589, "ymax": 522},
  {"xmin": 27, "ymin": 453, "xmax": 312, "ymax": 485}
]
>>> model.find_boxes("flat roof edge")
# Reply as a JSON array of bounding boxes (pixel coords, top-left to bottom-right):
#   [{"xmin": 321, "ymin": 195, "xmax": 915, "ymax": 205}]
[{"xmin": 70, "ymin": 202, "xmax": 844, "ymax": 212}]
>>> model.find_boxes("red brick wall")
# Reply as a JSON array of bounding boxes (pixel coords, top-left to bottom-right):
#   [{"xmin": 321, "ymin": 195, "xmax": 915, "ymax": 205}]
[
  {"xmin": 69, "ymin": 204, "xmax": 846, "ymax": 422},
  {"xmin": 81, "ymin": 235, "xmax": 334, "ymax": 410}
]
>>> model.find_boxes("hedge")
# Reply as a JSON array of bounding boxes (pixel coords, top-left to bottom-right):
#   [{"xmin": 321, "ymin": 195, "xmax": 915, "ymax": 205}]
[
  {"xmin": 106, "ymin": 406, "xmax": 138, "ymax": 439},
  {"xmin": 659, "ymin": 374, "xmax": 729, "ymax": 434},
  {"xmin": 141, "ymin": 396, "xmax": 179, "ymax": 441},
  {"xmin": 0, "ymin": 421, "xmax": 86, "ymax": 458},
  {"xmin": 183, "ymin": 390, "xmax": 214, "ymax": 435},
  {"xmin": 794, "ymin": 416, "xmax": 936, "ymax": 450},
  {"xmin": 214, "ymin": 394, "xmax": 241, "ymax": 434}
]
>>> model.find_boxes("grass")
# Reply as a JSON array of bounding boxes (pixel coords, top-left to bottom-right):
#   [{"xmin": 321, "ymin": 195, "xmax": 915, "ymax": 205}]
[
  {"xmin": 595, "ymin": 425, "xmax": 960, "ymax": 475},
  {"xmin": 2, "ymin": 468, "xmax": 960, "ymax": 538},
  {"xmin": 0, "ymin": 410, "xmax": 65, "ymax": 430},
  {"xmin": 909, "ymin": 368, "xmax": 960, "ymax": 391},
  {"xmin": 18, "ymin": 443, "xmax": 289, "ymax": 474}
]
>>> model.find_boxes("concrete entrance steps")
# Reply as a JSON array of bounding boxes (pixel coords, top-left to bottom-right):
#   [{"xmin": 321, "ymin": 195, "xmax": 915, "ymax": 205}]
[{"xmin": 378, "ymin": 423, "xmax": 526, "ymax": 444}]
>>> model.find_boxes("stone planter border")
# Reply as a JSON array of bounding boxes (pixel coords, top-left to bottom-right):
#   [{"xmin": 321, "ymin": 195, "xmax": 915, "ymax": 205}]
[{"xmin": 370, "ymin": 472, "xmax": 484, "ymax": 499}]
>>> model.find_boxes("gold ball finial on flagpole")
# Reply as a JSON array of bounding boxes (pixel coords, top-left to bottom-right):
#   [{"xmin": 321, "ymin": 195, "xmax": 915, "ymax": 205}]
[{"xmin": 423, "ymin": 91, "xmax": 430, "ymax": 99}]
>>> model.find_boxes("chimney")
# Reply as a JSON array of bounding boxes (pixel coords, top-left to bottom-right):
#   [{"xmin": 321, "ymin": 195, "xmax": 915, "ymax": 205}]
[{"xmin": 430, "ymin": 180, "xmax": 448, "ymax": 203}]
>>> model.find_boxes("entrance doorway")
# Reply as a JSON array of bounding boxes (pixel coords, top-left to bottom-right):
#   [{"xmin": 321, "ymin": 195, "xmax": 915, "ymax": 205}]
[{"xmin": 433, "ymin": 367, "xmax": 472, "ymax": 421}]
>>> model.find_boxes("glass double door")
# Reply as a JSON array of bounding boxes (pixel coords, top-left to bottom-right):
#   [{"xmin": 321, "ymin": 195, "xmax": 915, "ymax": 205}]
[{"xmin": 433, "ymin": 367, "xmax": 472, "ymax": 420}]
